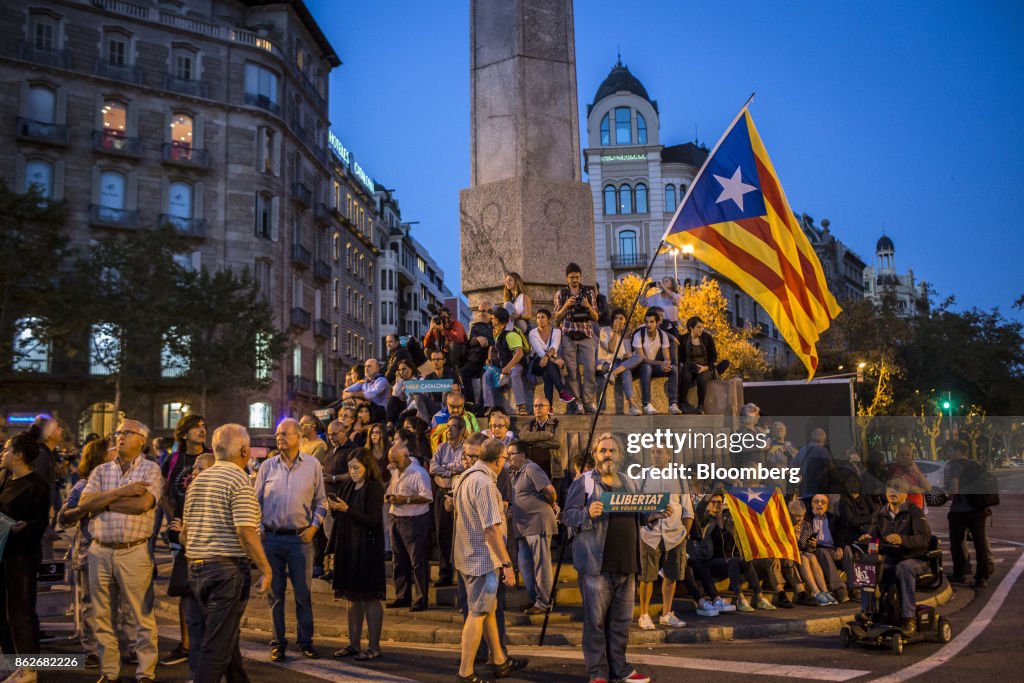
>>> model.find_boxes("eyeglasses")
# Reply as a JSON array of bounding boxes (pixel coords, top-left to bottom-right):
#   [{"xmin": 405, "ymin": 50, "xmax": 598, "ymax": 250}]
[{"xmin": 113, "ymin": 429, "xmax": 144, "ymax": 439}]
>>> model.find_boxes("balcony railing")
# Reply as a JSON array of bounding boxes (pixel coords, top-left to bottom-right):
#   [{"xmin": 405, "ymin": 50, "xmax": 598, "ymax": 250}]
[
  {"xmin": 93, "ymin": 130, "xmax": 142, "ymax": 157},
  {"xmin": 293, "ymin": 64, "xmax": 326, "ymax": 110},
  {"xmin": 318, "ymin": 382, "xmax": 338, "ymax": 402},
  {"xmin": 314, "ymin": 202, "xmax": 332, "ymax": 225},
  {"xmin": 244, "ymin": 92, "xmax": 280, "ymax": 115},
  {"xmin": 94, "ymin": 59, "xmax": 144, "ymax": 84},
  {"xmin": 161, "ymin": 143, "xmax": 209, "ymax": 168},
  {"xmin": 163, "ymin": 73, "xmax": 208, "ymax": 98},
  {"xmin": 287, "ymin": 375, "xmax": 317, "ymax": 396},
  {"xmin": 89, "ymin": 204, "xmax": 138, "ymax": 230},
  {"xmin": 290, "ymin": 307, "xmax": 312, "ymax": 329},
  {"xmin": 313, "ymin": 260, "xmax": 331, "ymax": 282},
  {"xmin": 15, "ymin": 117, "xmax": 68, "ymax": 146},
  {"xmin": 290, "ymin": 182, "xmax": 312, "ymax": 208},
  {"xmin": 160, "ymin": 214, "xmax": 207, "ymax": 237},
  {"xmin": 610, "ymin": 253, "xmax": 647, "ymax": 269},
  {"xmin": 18, "ymin": 43, "xmax": 71, "ymax": 69},
  {"xmin": 290, "ymin": 243, "xmax": 312, "ymax": 269},
  {"xmin": 313, "ymin": 319, "xmax": 331, "ymax": 339}
]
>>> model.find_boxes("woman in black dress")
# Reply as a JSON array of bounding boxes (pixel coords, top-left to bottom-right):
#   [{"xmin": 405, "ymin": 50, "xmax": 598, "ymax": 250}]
[
  {"xmin": 329, "ymin": 449, "xmax": 386, "ymax": 661},
  {"xmin": 0, "ymin": 427, "xmax": 51, "ymax": 683}
]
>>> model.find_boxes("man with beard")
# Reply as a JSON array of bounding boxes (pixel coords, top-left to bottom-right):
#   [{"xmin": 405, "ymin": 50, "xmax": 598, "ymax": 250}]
[{"xmin": 563, "ymin": 434, "xmax": 651, "ymax": 683}]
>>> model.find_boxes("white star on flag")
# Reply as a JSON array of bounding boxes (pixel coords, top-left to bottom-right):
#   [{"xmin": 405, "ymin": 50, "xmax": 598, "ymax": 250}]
[
  {"xmin": 714, "ymin": 167, "xmax": 758, "ymax": 211},
  {"xmin": 742, "ymin": 488, "xmax": 764, "ymax": 504}
]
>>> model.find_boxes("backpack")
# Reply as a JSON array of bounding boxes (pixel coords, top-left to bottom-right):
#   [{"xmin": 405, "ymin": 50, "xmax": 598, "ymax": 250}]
[
  {"xmin": 958, "ymin": 460, "xmax": 1000, "ymax": 509},
  {"xmin": 499, "ymin": 327, "xmax": 531, "ymax": 356}
]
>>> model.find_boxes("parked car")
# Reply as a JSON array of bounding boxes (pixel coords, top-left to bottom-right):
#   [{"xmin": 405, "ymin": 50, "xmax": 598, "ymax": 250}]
[{"xmin": 915, "ymin": 459, "xmax": 950, "ymax": 507}]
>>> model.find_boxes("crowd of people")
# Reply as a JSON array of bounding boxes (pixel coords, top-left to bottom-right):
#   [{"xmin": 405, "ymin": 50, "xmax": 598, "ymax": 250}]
[{"xmin": 0, "ymin": 262, "xmax": 999, "ymax": 683}]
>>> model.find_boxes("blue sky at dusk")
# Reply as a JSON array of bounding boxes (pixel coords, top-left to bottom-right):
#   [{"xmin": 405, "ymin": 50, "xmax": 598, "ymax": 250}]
[{"xmin": 309, "ymin": 0, "xmax": 1024, "ymax": 317}]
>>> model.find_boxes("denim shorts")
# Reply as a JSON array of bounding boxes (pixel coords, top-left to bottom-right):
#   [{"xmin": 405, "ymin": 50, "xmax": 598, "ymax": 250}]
[{"xmin": 461, "ymin": 570, "xmax": 498, "ymax": 615}]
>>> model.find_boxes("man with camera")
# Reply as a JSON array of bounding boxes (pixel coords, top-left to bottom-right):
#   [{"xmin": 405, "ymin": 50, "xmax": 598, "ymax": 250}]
[
  {"xmin": 552, "ymin": 263, "xmax": 600, "ymax": 414},
  {"xmin": 423, "ymin": 306, "xmax": 468, "ymax": 369}
]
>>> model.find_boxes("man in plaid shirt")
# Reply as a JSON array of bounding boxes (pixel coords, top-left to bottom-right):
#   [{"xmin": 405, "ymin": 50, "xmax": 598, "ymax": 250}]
[
  {"xmin": 552, "ymin": 263, "xmax": 600, "ymax": 414},
  {"xmin": 78, "ymin": 419, "xmax": 163, "ymax": 683}
]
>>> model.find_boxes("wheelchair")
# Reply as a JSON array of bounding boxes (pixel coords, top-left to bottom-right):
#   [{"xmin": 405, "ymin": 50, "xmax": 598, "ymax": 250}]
[{"xmin": 840, "ymin": 537, "xmax": 952, "ymax": 655}]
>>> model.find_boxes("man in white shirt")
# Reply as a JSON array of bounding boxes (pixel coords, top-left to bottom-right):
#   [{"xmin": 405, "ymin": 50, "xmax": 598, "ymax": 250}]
[
  {"xmin": 385, "ymin": 442, "xmax": 433, "ymax": 611},
  {"xmin": 632, "ymin": 311, "xmax": 682, "ymax": 415}
]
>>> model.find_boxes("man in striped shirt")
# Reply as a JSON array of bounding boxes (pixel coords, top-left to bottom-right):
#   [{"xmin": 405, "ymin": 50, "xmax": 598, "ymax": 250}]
[{"xmin": 182, "ymin": 424, "xmax": 271, "ymax": 683}]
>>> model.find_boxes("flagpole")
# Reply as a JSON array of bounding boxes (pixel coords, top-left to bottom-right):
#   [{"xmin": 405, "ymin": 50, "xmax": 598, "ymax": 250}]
[{"xmin": 658, "ymin": 92, "xmax": 757, "ymax": 244}]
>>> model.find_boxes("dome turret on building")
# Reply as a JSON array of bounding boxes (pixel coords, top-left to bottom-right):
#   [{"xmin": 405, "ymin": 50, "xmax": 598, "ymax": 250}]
[
  {"xmin": 876, "ymin": 234, "xmax": 895, "ymax": 253},
  {"xmin": 591, "ymin": 57, "xmax": 656, "ymax": 111}
]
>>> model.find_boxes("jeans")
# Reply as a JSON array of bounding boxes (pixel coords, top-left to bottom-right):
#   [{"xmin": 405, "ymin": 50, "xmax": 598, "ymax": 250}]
[
  {"xmin": 182, "ymin": 593, "xmax": 203, "ymax": 680},
  {"xmin": 679, "ymin": 366, "xmax": 715, "ymax": 408},
  {"xmin": 88, "ymin": 543, "xmax": 158, "ymax": 680},
  {"xmin": 860, "ymin": 559, "xmax": 927, "ymax": 620},
  {"xmin": 531, "ymin": 358, "xmax": 568, "ymax": 404},
  {"xmin": 392, "ymin": 513, "xmax": 431, "ymax": 607},
  {"xmin": 949, "ymin": 509, "xmax": 993, "ymax": 581},
  {"xmin": 579, "ymin": 572, "xmax": 634, "ymax": 681},
  {"xmin": 813, "ymin": 545, "xmax": 855, "ymax": 591},
  {"xmin": 0, "ymin": 550, "xmax": 41, "ymax": 656},
  {"xmin": 459, "ymin": 360, "xmax": 486, "ymax": 406},
  {"xmin": 561, "ymin": 335, "xmax": 597, "ymax": 407},
  {"xmin": 189, "ymin": 558, "xmax": 252, "ymax": 683},
  {"xmin": 482, "ymin": 365, "xmax": 530, "ymax": 410},
  {"xmin": 598, "ymin": 356, "xmax": 641, "ymax": 412},
  {"xmin": 262, "ymin": 534, "xmax": 314, "ymax": 648},
  {"xmin": 638, "ymin": 362, "xmax": 679, "ymax": 405},
  {"xmin": 457, "ymin": 573, "xmax": 507, "ymax": 661},
  {"xmin": 518, "ymin": 535, "xmax": 553, "ymax": 609}
]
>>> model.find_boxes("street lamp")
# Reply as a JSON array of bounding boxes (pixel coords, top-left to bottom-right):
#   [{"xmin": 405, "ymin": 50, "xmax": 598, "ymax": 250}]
[
  {"xmin": 669, "ymin": 248, "xmax": 679, "ymax": 281},
  {"xmin": 943, "ymin": 391, "xmax": 954, "ymax": 436}
]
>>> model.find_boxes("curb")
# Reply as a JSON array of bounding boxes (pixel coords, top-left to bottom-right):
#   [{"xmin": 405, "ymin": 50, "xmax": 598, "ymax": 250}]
[{"xmin": 154, "ymin": 580, "xmax": 955, "ymax": 647}]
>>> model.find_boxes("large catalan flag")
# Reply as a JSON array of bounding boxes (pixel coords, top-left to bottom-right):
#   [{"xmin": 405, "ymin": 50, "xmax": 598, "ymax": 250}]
[
  {"xmin": 663, "ymin": 107, "xmax": 841, "ymax": 377},
  {"xmin": 724, "ymin": 486, "xmax": 800, "ymax": 563}
]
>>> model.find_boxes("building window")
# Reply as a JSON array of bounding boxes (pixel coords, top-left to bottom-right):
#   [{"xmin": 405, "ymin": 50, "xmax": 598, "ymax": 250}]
[
  {"xmin": 332, "ymin": 323, "xmax": 339, "ymax": 351},
  {"xmin": 315, "ymin": 352, "xmax": 324, "ymax": 385},
  {"xmin": 637, "ymin": 112, "xmax": 647, "ymax": 144},
  {"xmin": 173, "ymin": 50, "xmax": 194, "ymax": 81},
  {"xmin": 169, "ymin": 113, "xmax": 193, "ymax": 155},
  {"xmin": 31, "ymin": 14, "xmax": 57, "ymax": 51},
  {"xmin": 12, "ymin": 316, "xmax": 49, "ymax": 372},
  {"xmin": 665, "ymin": 184, "xmax": 676, "ymax": 212},
  {"xmin": 26, "ymin": 85, "xmax": 56, "ymax": 123},
  {"xmin": 161, "ymin": 331, "xmax": 190, "ymax": 377},
  {"xmin": 254, "ymin": 259, "xmax": 271, "ymax": 301},
  {"xmin": 635, "ymin": 183, "xmax": 648, "ymax": 213},
  {"xmin": 614, "ymin": 107, "xmax": 631, "ymax": 145},
  {"xmin": 618, "ymin": 184, "xmax": 632, "ymax": 214},
  {"xmin": 618, "ymin": 230, "xmax": 637, "ymax": 260},
  {"xmin": 254, "ymin": 192, "xmax": 272, "ymax": 239},
  {"xmin": 98, "ymin": 170, "xmax": 126, "ymax": 218},
  {"xmin": 734, "ymin": 294, "xmax": 743, "ymax": 326},
  {"xmin": 166, "ymin": 181, "xmax": 193, "ymax": 229},
  {"xmin": 600, "ymin": 113, "xmax": 610, "ymax": 146},
  {"xmin": 292, "ymin": 345, "xmax": 302, "ymax": 377},
  {"xmin": 257, "ymin": 127, "xmax": 275, "ymax": 173},
  {"xmin": 101, "ymin": 99, "xmax": 127, "ymax": 147},
  {"xmin": 162, "ymin": 401, "xmax": 190, "ymax": 430},
  {"xmin": 244, "ymin": 63, "xmax": 279, "ymax": 110},
  {"xmin": 679, "ymin": 183, "xmax": 689, "ymax": 199},
  {"xmin": 89, "ymin": 322, "xmax": 121, "ymax": 375},
  {"xmin": 332, "ymin": 278, "xmax": 339, "ymax": 309},
  {"xmin": 603, "ymin": 185, "xmax": 617, "ymax": 215},
  {"xmin": 106, "ymin": 33, "xmax": 128, "ymax": 66},
  {"xmin": 24, "ymin": 159, "xmax": 53, "ymax": 198},
  {"xmin": 248, "ymin": 401, "xmax": 272, "ymax": 429}
]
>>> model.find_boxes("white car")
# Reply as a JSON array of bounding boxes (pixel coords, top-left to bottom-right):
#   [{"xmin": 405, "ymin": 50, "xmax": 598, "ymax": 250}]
[{"xmin": 915, "ymin": 459, "xmax": 950, "ymax": 507}]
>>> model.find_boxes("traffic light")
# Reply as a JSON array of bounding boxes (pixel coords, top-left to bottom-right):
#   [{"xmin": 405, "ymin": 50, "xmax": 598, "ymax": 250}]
[{"xmin": 942, "ymin": 400, "xmax": 951, "ymax": 410}]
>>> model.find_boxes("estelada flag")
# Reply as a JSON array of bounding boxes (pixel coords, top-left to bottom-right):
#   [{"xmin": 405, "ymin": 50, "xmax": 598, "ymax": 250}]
[
  {"xmin": 664, "ymin": 107, "xmax": 841, "ymax": 377},
  {"xmin": 724, "ymin": 485, "xmax": 800, "ymax": 563}
]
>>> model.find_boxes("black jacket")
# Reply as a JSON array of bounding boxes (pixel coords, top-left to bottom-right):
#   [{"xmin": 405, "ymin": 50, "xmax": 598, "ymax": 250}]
[
  {"xmin": 682, "ymin": 331, "xmax": 719, "ymax": 374},
  {"xmin": 837, "ymin": 494, "xmax": 876, "ymax": 546},
  {"xmin": 865, "ymin": 502, "xmax": 932, "ymax": 560},
  {"xmin": 384, "ymin": 347, "xmax": 414, "ymax": 384}
]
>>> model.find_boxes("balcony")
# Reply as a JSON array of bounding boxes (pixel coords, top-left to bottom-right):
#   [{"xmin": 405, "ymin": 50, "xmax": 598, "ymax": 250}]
[
  {"xmin": 94, "ymin": 59, "xmax": 144, "ymax": 84},
  {"xmin": 313, "ymin": 318, "xmax": 331, "ymax": 339},
  {"xmin": 159, "ymin": 214, "xmax": 207, "ymax": 237},
  {"xmin": 287, "ymin": 375, "xmax": 317, "ymax": 396},
  {"xmin": 18, "ymin": 43, "xmax": 71, "ymax": 69},
  {"xmin": 93, "ymin": 130, "xmax": 142, "ymax": 157},
  {"xmin": 89, "ymin": 204, "xmax": 138, "ymax": 230},
  {"xmin": 292, "ymin": 64, "xmax": 326, "ymax": 111},
  {"xmin": 751, "ymin": 323, "xmax": 768, "ymax": 337},
  {"xmin": 313, "ymin": 260, "xmax": 331, "ymax": 282},
  {"xmin": 244, "ymin": 92, "xmax": 280, "ymax": 115},
  {"xmin": 290, "ymin": 243, "xmax": 312, "ymax": 270},
  {"xmin": 163, "ymin": 73, "xmax": 208, "ymax": 98},
  {"xmin": 161, "ymin": 143, "xmax": 209, "ymax": 169},
  {"xmin": 290, "ymin": 182, "xmax": 312, "ymax": 209},
  {"xmin": 610, "ymin": 252, "xmax": 647, "ymax": 269},
  {"xmin": 318, "ymin": 382, "xmax": 338, "ymax": 402},
  {"xmin": 15, "ymin": 117, "xmax": 68, "ymax": 146},
  {"xmin": 314, "ymin": 202, "xmax": 333, "ymax": 225},
  {"xmin": 290, "ymin": 307, "xmax": 312, "ymax": 329}
]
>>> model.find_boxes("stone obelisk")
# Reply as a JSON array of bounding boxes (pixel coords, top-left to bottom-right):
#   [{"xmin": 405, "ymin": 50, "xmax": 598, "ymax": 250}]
[{"xmin": 460, "ymin": 0, "xmax": 595, "ymax": 310}]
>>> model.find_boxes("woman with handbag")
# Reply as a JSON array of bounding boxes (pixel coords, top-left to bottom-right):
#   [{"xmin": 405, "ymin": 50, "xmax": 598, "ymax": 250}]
[{"xmin": 329, "ymin": 451, "xmax": 386, "ymax": 662}]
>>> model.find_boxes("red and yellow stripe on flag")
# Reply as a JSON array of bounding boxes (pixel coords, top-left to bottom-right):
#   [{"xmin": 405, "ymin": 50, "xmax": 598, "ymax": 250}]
[
  {"xmin": 664, "ymin": 108, "xmax": 841, "ymax": 377},
  {"xmin": 724, "ymin": 486, "xmax": 800, "ymax": 563}
]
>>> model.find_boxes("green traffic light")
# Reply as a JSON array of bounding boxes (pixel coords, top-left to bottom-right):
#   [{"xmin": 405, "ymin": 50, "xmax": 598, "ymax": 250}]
[{"xmin": 942, "ymin": 401, "xmax": 951, "ymax": 409}]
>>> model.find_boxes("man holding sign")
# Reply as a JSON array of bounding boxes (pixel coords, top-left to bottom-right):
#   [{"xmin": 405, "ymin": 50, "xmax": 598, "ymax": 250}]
[{"xmin": 563, "ymin": 434, "xmax": 654, "ymax": 683}]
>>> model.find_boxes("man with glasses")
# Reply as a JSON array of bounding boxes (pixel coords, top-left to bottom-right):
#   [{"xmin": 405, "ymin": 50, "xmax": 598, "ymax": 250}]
[
  {"xmin": 430, "ymin": 394, "xmax": 480, "ymax": 453},
  {"xmin": 77, "ymin": 420, "xmax": 163, "ymax": 683},
  {"xmin": 385, "ymin": 441, "xmax": 433, "ymax": 612},
  {"xmin": 430, "ymin": 418, "xmax": 468, "ymax": 587},
  {"xmin": 508, "ymin": 440, "xmax": 557, "ymax": 615},
  {"xmin": 420, "ymin": 350, "xmax": 464, "ymax": 417},
  {"xmin": 255, "ymin": 418, "xmax": 328, "ymax": 661},
  {"xmin": 484, "ymin": 409, "xmax": 514, "ymax": 446},
  {"xmin": 522, "ymin": 398, "xmax": 565, "ymax": 504},
  {"xmin": 342, "ymin": 358, "xmax": 391, "ymax": 422},
  {"xmin": 298, "ymin": 416, "xmax": 328, "ymax": 465}
]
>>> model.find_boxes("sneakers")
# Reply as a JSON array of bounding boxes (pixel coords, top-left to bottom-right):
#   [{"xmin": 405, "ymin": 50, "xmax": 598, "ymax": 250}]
[
  {"xmin": 614, "ymin": 672, "xmax": 651, "ymax": 683},
  {"xmin": 643, "ymin": 403, "xmax": 658, "ymax": 415},
  {"xmin": 659, "ymin": 612, "xmax": 686, "ymax": 628},
  {"xmin": 557, "ymin": 388, "xmax": 575, "ymax": 403},
  {"xmin": 84, "ymin": 654, "xmax": 100, "ymax": 669},
  {"xmin": 637, "ymin": 613, "xmax": 656, "ymax": 630},
  {"xmin": 696, "ymin": 598, "xmax": 719, "ymax": 617},
  {"xmin": 824, "ymin": 592, "xmax": 839, "ymax": 605},
  {"xmin": 735, "ymin": 596, "xmax": 754, "ymax": 612},
  {"xmin": 668, "ymin": 403, "xmax": 683, "ymax": 415},
  {"xmin": 756, "ymin": 596, "xmax": 776, "ymax": 610},
  {"xmin": 814, "ymin": 592, "xmax": 833, "ymax": 606},
  {"xmin": 627, "ymin": 406, "xmax": 642, "ymax": 416},
  {"xmin": 159, "ymin": 643, "xmax": 189, "ymax": 666},
  {"xmin": 776, "ymin": 591, "xmax": 795, "ymax": 608},
  {"xmin": 795, "ymin": 591, "xmax": 818, "ymax": 606},
  {"xmin": 711, "ymin": 596, "xmax": 736, "ymax": 613},
  {"xmin": 901, "ymin": 618, "xmax": 917, "ymax": 635}
]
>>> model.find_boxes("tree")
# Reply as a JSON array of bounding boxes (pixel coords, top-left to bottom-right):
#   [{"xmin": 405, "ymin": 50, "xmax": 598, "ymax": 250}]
[
  {"xmin": 609, "ymin": 275, "xmax": 769, "ymax": 379},
  {"xmin": 0, "ymin": 182, "xmax": 70, "ymax": 367},
  {"xmin": 167, "ymin": 266, "xmax": 288, "ymax": 415}
]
